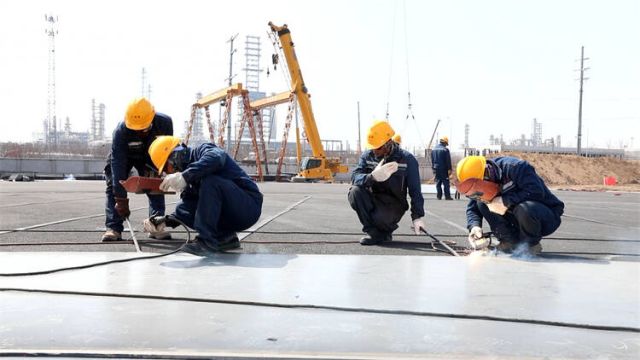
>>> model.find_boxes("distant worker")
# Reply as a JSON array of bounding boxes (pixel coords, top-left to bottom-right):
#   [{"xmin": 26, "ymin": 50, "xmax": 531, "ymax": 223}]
[
  {"xmin": 456, "ymin": 155, "xmax": 564, "ymax": 255},
  {"xmin": 144, "ymin": 136, "xmax": 263, "ymax": 255},
  {"xmin": 102, "ymin": 97, "xmax": 173, "ymax": 242},
  {"xmin": 392, "ymin": 133, "xmax": 402, "ymax": 145},
  {"xmin": 349, "ymin": 120, "xmax": 426, "ymax": 245},
  {"xmin": 431, "ymin": 136, "xmax": 453, "ymax": 200}
]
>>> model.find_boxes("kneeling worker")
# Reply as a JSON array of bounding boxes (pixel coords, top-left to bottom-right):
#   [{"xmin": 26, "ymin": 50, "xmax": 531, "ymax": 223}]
[
  {"xmin": 349, "ymin": 120, "xmax": 426, "ymax": 245},
  {"xmin": 145, "ymin": 136, "xmax": 263, "ymax": 255},
  {"xmin": 456, "ymin": 155, "xmax": 564, "ymax": 254}
]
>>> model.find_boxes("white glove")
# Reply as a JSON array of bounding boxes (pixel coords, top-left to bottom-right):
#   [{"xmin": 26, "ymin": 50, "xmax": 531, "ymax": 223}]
[
  {"xmin": 412, "ymin": 217, "xmax": 426, "ymax": 235},
  {"xmin": 371, "ymin": 161, "xmax": 399, "ymax": 182},
  {"xmin": 143, "ymin": 218, "xmax": 165, "ymax": 233},
  {"xmin": 467, "ymin": 226, "xmax": 486, "ymax": 250},
  {"xmin": 487, "ymin": 196, "xmax": 508, "ymax": 215},
  {"xmin": 160, "ymin": 172, "xmax": 187, "ymax": 192}
]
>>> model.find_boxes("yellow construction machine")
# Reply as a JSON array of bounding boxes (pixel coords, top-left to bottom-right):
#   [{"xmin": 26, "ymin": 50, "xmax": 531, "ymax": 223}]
[{"xmin": 269, "ymin": 22, "xmax": 348, "ymax": 182}]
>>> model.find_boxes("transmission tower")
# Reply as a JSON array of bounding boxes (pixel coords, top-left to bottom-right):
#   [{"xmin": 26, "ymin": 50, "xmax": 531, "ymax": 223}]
[{"xmin": 44, "ymin": 14, "xmax": 59, "ymax": 149}]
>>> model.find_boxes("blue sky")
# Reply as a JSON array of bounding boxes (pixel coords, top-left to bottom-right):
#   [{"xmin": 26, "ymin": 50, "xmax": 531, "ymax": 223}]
[{"xmin": 0, "ymin": 0, "xmax": 638, "ymax": 151}]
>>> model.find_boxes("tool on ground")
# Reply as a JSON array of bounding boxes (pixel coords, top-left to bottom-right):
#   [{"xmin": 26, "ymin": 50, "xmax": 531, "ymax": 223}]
[
  {"xmin": 119, "ymin": 176, "xmax": 174, "ymax": 195},
  {"xmin": 124, "ymin": 217, "xmax": 142, "ymax": 253},
  {"xmin": 469, "ymin": 235, "xmax": 492, "ymax": 250},
  {"xmin": 419, "ymin": 228, "xmax": 460, "ymax": 257}
]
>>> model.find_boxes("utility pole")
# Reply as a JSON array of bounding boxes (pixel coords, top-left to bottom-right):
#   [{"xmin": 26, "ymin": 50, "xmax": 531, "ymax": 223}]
[
  {"xmin": 225, "ymin": 33, "xmax": 238, "ymax": 152},
  {"xmin": 357, "ymin": 101, "xmax": 362, "ymax": 153},
  {"xmin": 576, "ymin": 46, "xmax": 589, "ymax": 156}
]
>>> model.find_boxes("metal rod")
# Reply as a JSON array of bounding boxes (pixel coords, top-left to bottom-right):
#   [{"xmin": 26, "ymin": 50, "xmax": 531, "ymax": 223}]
[
  {"xmin": 421, "ymin": 229, "xmax": 460, "ymax": 257},
  {"xmin": 125, "ymin": 218, "xmax": 142, "ymax": 253}
]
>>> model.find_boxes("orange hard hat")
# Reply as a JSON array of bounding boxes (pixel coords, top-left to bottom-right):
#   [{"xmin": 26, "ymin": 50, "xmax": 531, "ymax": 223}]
[
  {"xmin": 125, "ymin": 97, "xmax": 155, "ymax": 130},
  {"xmin": 456, "ymin": 156, "xmax": 486, "ymax": 182},
  {"xmin": 366, "ymin": 120, "xmax": 395, "ymax": 149}
]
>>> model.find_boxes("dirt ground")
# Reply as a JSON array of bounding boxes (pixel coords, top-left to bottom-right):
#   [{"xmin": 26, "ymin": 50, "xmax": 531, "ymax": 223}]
[{"xmin": 494, "ymin": 152, "xmax": 640, "ymax": 191}]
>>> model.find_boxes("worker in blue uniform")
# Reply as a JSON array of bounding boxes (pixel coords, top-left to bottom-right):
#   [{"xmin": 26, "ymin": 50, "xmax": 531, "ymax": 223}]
[
  {"xmin": 457, "ymin": 155, "xmax": 565, "ymax": 255},
  {"xmin": 144, "ymin": 136, "xmax": 263, "ymax": 255},
  {"xmin": 102, "ymin": 97, "xmax": 173, "ymax": 242},
  {"xmin": 349, "ymin": 120, "xmax": 426, "ymax": 245},
  {"xmin": 431, "ymin": 136, "xmax": 453, "ymax": 200}
]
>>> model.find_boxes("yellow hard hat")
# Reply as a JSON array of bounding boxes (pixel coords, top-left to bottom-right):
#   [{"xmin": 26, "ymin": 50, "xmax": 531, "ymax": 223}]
[
  {"xmin": 440, "ymin": 136, "xmax": 449, "ymax": 144},
  {"xmin": 392, "ymin": 134, "xmax": 402, "ymax": 144},
  {"xmin": 125, "ymin": 97, "xmax": 156, "ymax": 130},
  {"xmin": 149, "ymin": 136, "xmax": 181, "ymax": 172},
  {"xmin": 456, "ymin": 155, "xmax": 486, "ymax": 182},
  {"xmin": 366, "ymin": 120, "xmax": 395, "ymax": 149}
]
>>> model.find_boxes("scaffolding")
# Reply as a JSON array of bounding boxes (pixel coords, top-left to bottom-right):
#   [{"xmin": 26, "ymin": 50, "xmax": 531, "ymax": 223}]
[
  {"xmin": 237, "ymin": 35, "xmax": 276, "ymax": 143},
  {"xmin": 183, "ymin": 92, "xmax": 208, "ymax": 146},
  {"xmin": 185, "ymin": 84, "xmax": 266, "ymax": 181}
]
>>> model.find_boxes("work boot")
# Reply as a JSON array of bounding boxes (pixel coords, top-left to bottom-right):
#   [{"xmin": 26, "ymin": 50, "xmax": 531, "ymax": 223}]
[
  {"xmin": 528, "ymin": 243, "xmax": 543, "ymax": 256},
  {"xmin": 360, "ymin": 230, "xmax": 385, "ymax": 246},
  {"xmin": 148, "ymin": 229, "xmax": 172, "ymax": 240},
  {"xmin": 181, "ymin": 237, "xmax": 219, "ymax": 257},
  {"xmin": 217, "ymin": 233, "xmax": 241, "ymax": 251},
  {"xmin": 101, "ymin": 229, "xmax": 121, "ymax": 242},
  {"xmin": 495, "ymin": 241, "xmax": 514, "ymax": 254},
  {"xmin": 445, "ymin": 197, "xmax": 454, "ymax": 200}
]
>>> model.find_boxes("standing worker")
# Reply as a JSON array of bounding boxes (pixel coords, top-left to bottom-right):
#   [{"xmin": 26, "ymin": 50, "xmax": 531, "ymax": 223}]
[
  {"xmin": 349, "ymin": 120, "xmax": 426, "ymax": 245},
  {"xmin": 101, "ymin": 97, "xmax": 173, "ymax": 242},
  {"xmin": 431, "ymin": 136, "xmax": 453, "ymax": 200},
  {"xmin": 144, "ymin": 136, "xmax": 263, "ymax": 255},
  {"xmin": 456, "ymin": 155, "xmax": 564, "ymax": 255}
]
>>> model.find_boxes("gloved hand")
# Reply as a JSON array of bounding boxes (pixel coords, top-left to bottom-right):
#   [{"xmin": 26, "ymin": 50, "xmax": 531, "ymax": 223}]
[
  {"xmin": 467, "ymin": 226, "xmax": 487, "ymax": 250},
  {"xmin": 143, "ymin": 217, "xmax": 165, "ymax": 233},
  {"xmin": 371, "ymin": 161, "xmax": 399, "ymax": 182},
  {"xmin": 160, "ymin": 172, "xmax": 187, "ymax": 192},
  {"xmin": 114, "ymin": 197, "xmax": 130, "ymax": 218},
  {"xmin": 412, "ymin": 217, "xmax": 427, "ymax": 235},
  {"xmin": 148, "ymin": 214, "xmax": 181, "ymax": 229},
  {"xmin": 487, "ymin": 196, "xmax": 508, "ymax": 215}
]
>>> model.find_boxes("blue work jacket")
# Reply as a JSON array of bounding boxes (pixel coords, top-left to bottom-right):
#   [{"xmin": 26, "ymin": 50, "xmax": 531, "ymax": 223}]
[
  {"xmin": 110, "ymin": 113, "xmax": 173, "ymax": 197},
  {"xmin": 466, "ymin": 156, "xmax": 565, "ymax": 229},
  {"xmin": 180, "ymin": 143, "xmax": 262, "ymax": 200},
  {"xmin": 430, "ymin": 142, "xmax": 452, "ymax": 179},
  {"xmin": 351, "ymin": 146, "xmax": 425, "ymax": 220}
]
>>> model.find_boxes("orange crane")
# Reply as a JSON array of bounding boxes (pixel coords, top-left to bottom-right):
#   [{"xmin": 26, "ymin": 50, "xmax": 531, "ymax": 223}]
[{"xmin": 269, "ymin": 22, "xmax": 348, "ymax": 182}]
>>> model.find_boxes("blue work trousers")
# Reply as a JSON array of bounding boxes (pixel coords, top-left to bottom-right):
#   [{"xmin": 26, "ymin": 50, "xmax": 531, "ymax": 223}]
[
  {"xmin": 173, "ymin": 175, "xmax": 262, "ymax": 246},
  {"xmin": 477, "ymin": 200, "xmax": 561, "ymax": 245},
  {"xmin": 104, "ymin": 158, "xmax": 165, "ymax": 233},
  {"xmin": 348, "ymin": 186, "xmax": 405, "ymax": 235},
  {"xmin": 435, "ymin": 178, "xmax": 452, "ymax": 199}
]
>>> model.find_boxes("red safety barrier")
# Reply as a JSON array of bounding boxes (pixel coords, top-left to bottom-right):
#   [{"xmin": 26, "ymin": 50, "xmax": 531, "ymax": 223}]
[{"xmin": 603, "ymin": 176, "xmax": 618, "ymax": 186}]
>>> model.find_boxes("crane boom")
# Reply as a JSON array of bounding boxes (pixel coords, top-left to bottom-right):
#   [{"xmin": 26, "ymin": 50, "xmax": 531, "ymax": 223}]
[{"xmin": 269, "ymin": 22, "xmax": 347, "ymax": 181}]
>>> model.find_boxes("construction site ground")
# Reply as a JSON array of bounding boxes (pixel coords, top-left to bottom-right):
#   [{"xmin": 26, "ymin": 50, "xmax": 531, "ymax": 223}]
[{"xmin": 1, "ymin": 180, "xmax": 639, "ymax": 358}]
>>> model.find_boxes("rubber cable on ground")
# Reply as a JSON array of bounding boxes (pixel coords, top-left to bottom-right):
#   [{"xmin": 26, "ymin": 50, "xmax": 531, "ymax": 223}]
[
  {"xmin": 1, "ymin": 287, "xmax": 637, "ymax": 334},
  {"xmin": 0, "ymin": 220, "xmax": 192, "ymax": 277}
]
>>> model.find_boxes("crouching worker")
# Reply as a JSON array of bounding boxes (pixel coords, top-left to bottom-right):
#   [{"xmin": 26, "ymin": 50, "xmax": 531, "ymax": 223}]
[
  {"xmin": 456, "ymin": 155, "xmax": 564, "ymax": 255},
  {"xmin": 349, "ymin": 120, "xmax": 426, "ymax": 245},
  {"xmin": 145, "ymin": 136, "xmax": 263, "ymax": 255}
]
